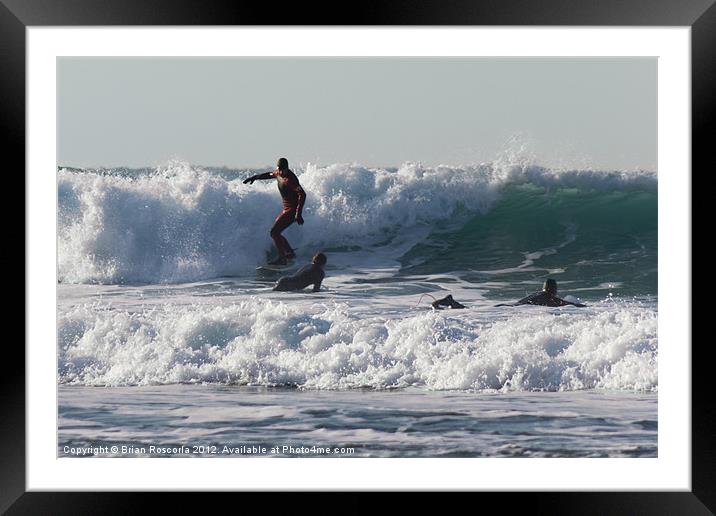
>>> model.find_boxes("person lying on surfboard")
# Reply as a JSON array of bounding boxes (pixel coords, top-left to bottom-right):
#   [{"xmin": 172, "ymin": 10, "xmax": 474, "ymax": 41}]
[
  {"xmin": 425, "ymin": 279, "xmax": 585, "ymax": 310},
  {"xmin": 495, "ymin": 279, "xmax": 586, "ymax": 307},
  {"xmin": 243, "ymin": 157, "xmax": 306, "ymax": 266},
  {"xmin": 273, "ymin": 253, "xmax": 327, "ymax": 292}
]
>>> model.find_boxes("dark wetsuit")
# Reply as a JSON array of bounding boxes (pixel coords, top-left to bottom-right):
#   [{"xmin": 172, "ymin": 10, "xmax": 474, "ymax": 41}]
[
  {"xmin": 496, "ymin": 291, "xmax": 586, "ymax": 307},
  {"xmin": 273, "ymin": 264, "xmax": 324, "ymax": 292},
  {"xmin": 431, "ymin": 294, "xmax": 466, "ymax": 310},
  {"xmin": 270, "ymin": 169, "xmax": 305, "ymax": 258}
]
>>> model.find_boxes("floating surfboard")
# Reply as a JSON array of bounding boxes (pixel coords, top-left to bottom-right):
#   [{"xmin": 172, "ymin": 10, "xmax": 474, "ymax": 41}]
[{"xmin": 256, "ymin": 261, "xmax": 295, "ymax": 273}]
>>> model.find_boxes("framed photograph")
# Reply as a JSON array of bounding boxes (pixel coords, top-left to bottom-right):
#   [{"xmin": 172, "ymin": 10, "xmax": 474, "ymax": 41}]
[{"xmin": 9, "ymin": 0, "xmax": 711, "ymax": 512}]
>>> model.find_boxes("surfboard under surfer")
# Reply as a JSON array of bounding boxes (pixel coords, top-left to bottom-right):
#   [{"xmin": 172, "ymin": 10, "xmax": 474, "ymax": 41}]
[{"xmin": 243, "ymin": 157, "xmax": 306, "ymax": 266}]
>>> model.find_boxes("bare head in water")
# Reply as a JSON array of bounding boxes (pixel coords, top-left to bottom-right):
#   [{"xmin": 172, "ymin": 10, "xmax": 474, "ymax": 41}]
[
  {"xmin": 312, "ymin": 252, "xmax": 327, "ymax": 267},
  {"xmin": 543, "ymin": 278, "xmax": 558, "ymax": 295},
  {"xmin": 277, "ymin": 157, "xmax": 289, "ymax": 171}
]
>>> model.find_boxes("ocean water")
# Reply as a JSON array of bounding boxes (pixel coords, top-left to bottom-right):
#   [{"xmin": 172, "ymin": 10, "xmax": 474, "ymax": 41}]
[{"xmin": 57, "ymin": 161, "xmax": 658, "ymax": 458}]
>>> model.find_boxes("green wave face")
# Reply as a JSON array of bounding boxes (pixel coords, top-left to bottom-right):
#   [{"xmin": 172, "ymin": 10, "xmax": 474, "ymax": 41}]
[{"xmin": 400, "ymin": 184, "xmax": 657, "ymax": 300}]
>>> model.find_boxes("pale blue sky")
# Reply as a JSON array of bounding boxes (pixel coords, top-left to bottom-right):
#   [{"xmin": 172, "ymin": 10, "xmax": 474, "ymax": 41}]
[{"xmin": 57, "ymin": 57, "xmax": 656, "ymax": 170}]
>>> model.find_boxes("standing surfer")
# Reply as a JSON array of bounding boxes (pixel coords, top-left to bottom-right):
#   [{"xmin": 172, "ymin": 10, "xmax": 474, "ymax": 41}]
[{"xmin": 244, "ymin": 158, "xmax": 306, "ymax": 266}]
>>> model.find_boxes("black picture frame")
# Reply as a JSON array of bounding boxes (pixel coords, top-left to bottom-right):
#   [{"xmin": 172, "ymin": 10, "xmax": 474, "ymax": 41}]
[{"xmin": 6, "ymin": 0, "xmax": 711, "ymax": 512}]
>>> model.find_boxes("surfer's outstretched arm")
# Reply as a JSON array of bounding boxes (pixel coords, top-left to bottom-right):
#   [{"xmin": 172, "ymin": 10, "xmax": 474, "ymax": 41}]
[{"xmin": 243, "ymin": 171, "xmax": 277, "ymax": 184}]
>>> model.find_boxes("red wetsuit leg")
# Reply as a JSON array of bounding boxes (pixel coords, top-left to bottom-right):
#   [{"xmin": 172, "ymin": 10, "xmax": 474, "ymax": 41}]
[
  {"xmin": 270, "ymin": 209, "xmax": 295, "ymax": 258},
  {"xmin": 280, "ymin": 235, "xmax": 294, "ymax": 256}
]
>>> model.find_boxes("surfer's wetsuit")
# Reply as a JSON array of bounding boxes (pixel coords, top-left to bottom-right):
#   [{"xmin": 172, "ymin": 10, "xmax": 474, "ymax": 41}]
[
  {"xmin": 273, "ymin": 263, "xmax": 325, "ymax": 292},
  {"xmin": 431, "ymin": 295, "xmax": 466, "ymax": 310},
  {"xmin": 243, "ymin": 166, "xmax": 306, "ymax": 261},
  {"xmin": 269, "ymin": 169, "xmax": 305, "ymax": 258},
  {"xmin": 496, "ymin": 291, "xmax": 586, "ymax": 307}
]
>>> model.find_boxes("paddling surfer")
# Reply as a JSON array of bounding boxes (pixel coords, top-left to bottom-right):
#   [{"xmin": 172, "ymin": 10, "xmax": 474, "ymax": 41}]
[
  {"xmin": 495, "ymin": 279, "xmax": 587, "ymax": 307},
  {"xmin": 273, "ymin": 253, "xmax": 327, "ymax": 292}
]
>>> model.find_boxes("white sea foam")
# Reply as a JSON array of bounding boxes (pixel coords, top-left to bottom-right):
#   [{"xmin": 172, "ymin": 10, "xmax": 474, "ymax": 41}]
[
  {"xmin": 58, "ymin": 298, "xmax": 657, "ymax": 392},
  {"xmin": 58, "ymin": 161, "xmax": 657, "ymax": 284}
]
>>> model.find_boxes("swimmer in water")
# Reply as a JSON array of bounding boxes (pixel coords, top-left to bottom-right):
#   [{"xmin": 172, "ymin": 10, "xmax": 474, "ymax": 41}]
[
  {"xmin": 495, "ymin": 279, "xmax": 586, "ymax": 307},
  {"xmin": 273, "ymin": 252, "xmax": 327, "ymax": 292}
]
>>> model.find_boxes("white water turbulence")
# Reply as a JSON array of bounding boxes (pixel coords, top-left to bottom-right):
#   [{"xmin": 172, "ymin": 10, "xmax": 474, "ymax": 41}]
[
  {"xmin": 58, "ymin": 160, "xmax": 657, "ymax": 458},
  {"xmin": 58, "ymin": 297, "xmax": 657, "ymax": 392},
  {"xmin": 58, "ymin": 161, "xmax": 657, "ymax": 285},
  {"xmin": 58, "ymin": 160, "xmax": 658, "ymax": 392}
]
